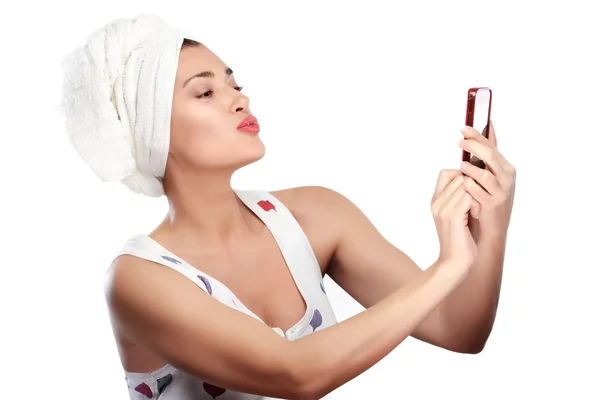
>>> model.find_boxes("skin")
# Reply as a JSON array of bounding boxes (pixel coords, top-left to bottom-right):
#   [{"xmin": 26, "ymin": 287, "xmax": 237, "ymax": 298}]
[{"xmin": 105, "ymin": 44, "xmax": 516, "ymax": 398}]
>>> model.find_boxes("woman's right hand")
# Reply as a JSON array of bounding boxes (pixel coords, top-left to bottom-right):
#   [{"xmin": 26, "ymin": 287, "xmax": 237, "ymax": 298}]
[{"xmin": 430, "ymin": 169, "xmax": 478, "ymax": 275}]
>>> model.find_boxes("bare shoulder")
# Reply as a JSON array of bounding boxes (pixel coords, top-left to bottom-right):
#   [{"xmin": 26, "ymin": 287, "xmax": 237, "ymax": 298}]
[
  {"xmin": 104, "ymin": 254, "xmax": 184, "ymax": 317},
  {"xmin": 105, "ymin": 253, "xmax": 153, "ymax": 298},
  {"xmin": 103, "ymin": 253, "xmax": 190, "ymax": 351},
  {"xmin": 268, "ymin": 186, "xmax": 354, "ymax": 275},
  {"xmin": 270, "ymin": 185, "xmax": 347, "ymax": 216},
  {"xmin": 270, "ymin": 185, "xmax": 358, "ymax": 229},
  {"xmin": 104, "ymin": 254, "xmax": 207, "ymax": 323}
]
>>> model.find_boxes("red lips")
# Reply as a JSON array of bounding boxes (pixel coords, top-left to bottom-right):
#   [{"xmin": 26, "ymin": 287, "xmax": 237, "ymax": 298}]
[{"xmin": 237, "ymin": 115, "xmax": 258, "ymax": 129}]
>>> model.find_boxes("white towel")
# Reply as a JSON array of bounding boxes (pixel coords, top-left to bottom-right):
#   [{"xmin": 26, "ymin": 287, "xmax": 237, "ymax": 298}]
[{"xmin": 58, "ymin": 13, "xmax": 197, "ymax": 197}]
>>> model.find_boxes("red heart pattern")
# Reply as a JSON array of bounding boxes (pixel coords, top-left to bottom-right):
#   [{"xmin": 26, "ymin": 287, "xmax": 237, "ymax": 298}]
[
  {"xmin": 134, "ymin": 382, "xmax": 153, "ymax": 398},
  {"xmin": 257, "ymin": 200, "xmax": 276, "ymax": 212}
]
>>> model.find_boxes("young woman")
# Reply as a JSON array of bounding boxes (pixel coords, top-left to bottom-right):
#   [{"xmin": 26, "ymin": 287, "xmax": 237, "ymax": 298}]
[{"xmin": 62, "ymin": 14, "xmax": 516, "ymax": 400}]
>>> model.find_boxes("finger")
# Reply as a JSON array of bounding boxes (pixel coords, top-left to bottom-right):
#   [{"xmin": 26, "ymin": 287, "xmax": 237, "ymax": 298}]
[
  {"xmin": 432, "ymin": 175, "xmax": 465, "ymax": 215},
  {"xmin": 459, "ymin": 190, "xmax": 474, "ymax": 217},
  {"xmin": 486, "ymin": 122, "xmax": 518, "ymax": 181},
  {"xmin": 486, "ymin": 127, "xmax": 515, "ymax": 176},
  {"xmin": 436, "ymin": 175, "xmax": 466, "ymax": 206},
  {"xmin": 450, "ymin": 189, "xmax": 473, "ymax": 224},
  {"xmin": 461, "ymin": 124, "xmax": 498, "ymax": 168},
  {"xmin": 462, "ymin": 144, "xmax": 514, "ymax": 192},
  {"xmin": 477, "ymin": 120, "xmax": 511, "ymax": 173},
  {"xmin": 460, "ymin": 161, "xmax": 502, "ymax": 197},
  {"xmin": 489, "ymin": 146, "xmax": 516, "ymax": 183},
  {"xmin": 463, "ymin": 175, "xmax": 493, "ymax": 205},
  {"xmin": 459, "ymin": 139, "xmax": 503, "ymax": 176},
  {"xmin": 487, "ymin": 120, "xmax": 497, "ymax": 148},
  {"xmin": 445, "ymin": 181, "xmax": 468, "ymax": 210},
  {"xmin": 461, "ymin": 125, "xmax": 490, "ymax": 147},
  {"xmin": 470, "ymin": 197, "xmax": 481, "ymax": 219},
  {"xmin": 434, "ymin": 169, "xmax": 462, "ymax": 196}
]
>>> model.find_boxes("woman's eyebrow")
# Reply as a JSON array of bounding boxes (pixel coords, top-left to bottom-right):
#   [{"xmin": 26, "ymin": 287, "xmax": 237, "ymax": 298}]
[{"xmin": 183, "ymin": 67, "xmax": 234, "ymax": 87}]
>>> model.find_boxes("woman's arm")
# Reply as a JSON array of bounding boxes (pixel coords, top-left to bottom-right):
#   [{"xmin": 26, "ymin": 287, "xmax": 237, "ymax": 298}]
[
  {"xmin": 279, "ymin": 185, "xmax": 495, "ymax": 354},
  {"xmin": 290, "ymin": 259, "xmax": 468, "ymax": 398},
  {"xmin": 106, "ymin": 254, "xmax": 468, "ymax": 399}
]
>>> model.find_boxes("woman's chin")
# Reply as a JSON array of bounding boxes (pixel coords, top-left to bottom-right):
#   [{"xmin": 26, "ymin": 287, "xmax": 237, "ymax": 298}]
[{"xmin": 226, "ymin": 143, "xmax": 266, "ymax": 171}]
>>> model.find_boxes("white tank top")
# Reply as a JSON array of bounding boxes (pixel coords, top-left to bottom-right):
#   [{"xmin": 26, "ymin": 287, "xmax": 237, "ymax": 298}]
[{"xmin": 112, "ymin": 189, "xmax": 338, "ymax": 399}]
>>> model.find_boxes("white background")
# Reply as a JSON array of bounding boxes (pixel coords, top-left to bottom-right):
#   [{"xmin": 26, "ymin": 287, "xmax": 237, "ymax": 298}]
[{"xmin": 2, "ymin": 1, "xmax": 599, "ymax": 398}]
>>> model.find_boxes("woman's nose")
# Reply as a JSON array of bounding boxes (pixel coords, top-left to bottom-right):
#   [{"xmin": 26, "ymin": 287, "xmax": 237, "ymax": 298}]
[{"xmin": 230, "ymin": 90, "xmax": 249, "ymax": 113}]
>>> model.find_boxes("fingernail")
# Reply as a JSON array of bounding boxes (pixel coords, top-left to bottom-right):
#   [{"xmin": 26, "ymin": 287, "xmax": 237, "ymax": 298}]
[{"xmin": 461, "ymin": 161, "xmax": 469, "ymax": 170}]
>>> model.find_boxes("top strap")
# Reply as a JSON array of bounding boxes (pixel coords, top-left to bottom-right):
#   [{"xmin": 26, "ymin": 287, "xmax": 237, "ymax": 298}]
[
  {"xmin": 112, "ymin": 234, "xmax": 217, "ymax": 298},
  {"xmin": 234, "ymin": 188, "xmax": 324, "ymax": 285}
]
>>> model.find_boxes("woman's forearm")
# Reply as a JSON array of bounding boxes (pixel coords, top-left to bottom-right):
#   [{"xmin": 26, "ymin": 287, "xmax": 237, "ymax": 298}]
[
  {"xmin": 438, "ymin": 235, "xmax": 507, "ymax": 352},
  {"xmin": 289, "ymin": 259, "xmax": 468, "ymax": 398}
]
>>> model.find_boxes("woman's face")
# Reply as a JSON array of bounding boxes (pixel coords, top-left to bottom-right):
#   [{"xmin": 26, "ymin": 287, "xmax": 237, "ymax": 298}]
[{"xmin": 168, "ymin": 44, "xmax": 265, "ymax": 174}]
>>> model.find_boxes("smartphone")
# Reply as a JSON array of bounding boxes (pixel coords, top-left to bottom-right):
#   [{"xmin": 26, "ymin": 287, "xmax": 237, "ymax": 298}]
[{"xmin": 463, "ymin": 87, "xmax": 492, "ymax": 167}]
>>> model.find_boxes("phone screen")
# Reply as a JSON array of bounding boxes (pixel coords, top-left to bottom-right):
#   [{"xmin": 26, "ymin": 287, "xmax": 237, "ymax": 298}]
[{"xmin": 472, "ymin": 89, "xmax": 491, "ymax": 139}]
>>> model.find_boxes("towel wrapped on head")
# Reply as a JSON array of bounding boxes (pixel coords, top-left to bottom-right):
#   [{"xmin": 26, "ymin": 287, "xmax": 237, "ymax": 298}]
[{"xmin": 59, "ymin": 13, "xmax": 198, "ymax": 197}]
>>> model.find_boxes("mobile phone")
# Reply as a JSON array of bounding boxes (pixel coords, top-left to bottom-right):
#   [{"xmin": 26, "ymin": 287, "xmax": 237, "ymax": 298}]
[{"xmin": 463, "ymin": 87, "xmax": 492, "ymax": 167}]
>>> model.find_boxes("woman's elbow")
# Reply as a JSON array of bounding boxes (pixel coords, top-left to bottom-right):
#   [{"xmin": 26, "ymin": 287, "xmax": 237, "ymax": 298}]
[{"xmin": 283, "ymin": 352, "xmax": 330, "ymax": 400}]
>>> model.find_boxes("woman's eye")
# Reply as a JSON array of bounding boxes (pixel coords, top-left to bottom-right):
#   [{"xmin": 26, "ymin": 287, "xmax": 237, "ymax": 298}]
[
  {"xmin": 196, "ymin": 86, "xmax": 243, "ymax": 99},
  {"xmin": 196, "ymin": 90, "xmax": 213, "ymax": 99}
]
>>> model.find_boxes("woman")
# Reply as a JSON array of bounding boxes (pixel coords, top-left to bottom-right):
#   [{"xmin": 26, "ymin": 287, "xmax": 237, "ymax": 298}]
[{"xmin": 61, "ymin": 14, "xmax": 516, "ymax": 400}]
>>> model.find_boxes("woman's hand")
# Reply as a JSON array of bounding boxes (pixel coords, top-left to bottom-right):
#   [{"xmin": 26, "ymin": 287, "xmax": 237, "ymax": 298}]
[
  {"xmin": 431, "ymin": 170, "xmax": 478, "ymax": 275},
  {"xmin": 459, "ymin": 121, "xmax": 517, "ymax": 241}
]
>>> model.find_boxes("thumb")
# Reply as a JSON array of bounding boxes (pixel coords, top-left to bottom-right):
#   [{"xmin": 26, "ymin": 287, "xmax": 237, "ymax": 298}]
[{"xmin": 470, "ymin": 198, "xmax": 481, "ymax": 219}]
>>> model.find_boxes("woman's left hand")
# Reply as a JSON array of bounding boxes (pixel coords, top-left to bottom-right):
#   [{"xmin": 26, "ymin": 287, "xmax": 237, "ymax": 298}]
[{"xmin": 458, "ymin": 121, "xmax": 516, "ymax": 241}]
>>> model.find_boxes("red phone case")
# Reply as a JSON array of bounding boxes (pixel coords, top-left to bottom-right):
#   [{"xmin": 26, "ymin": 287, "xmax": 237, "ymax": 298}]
[{"xmin": 463, "ymin": 87, "xmax": 492, "ymax": 162}]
